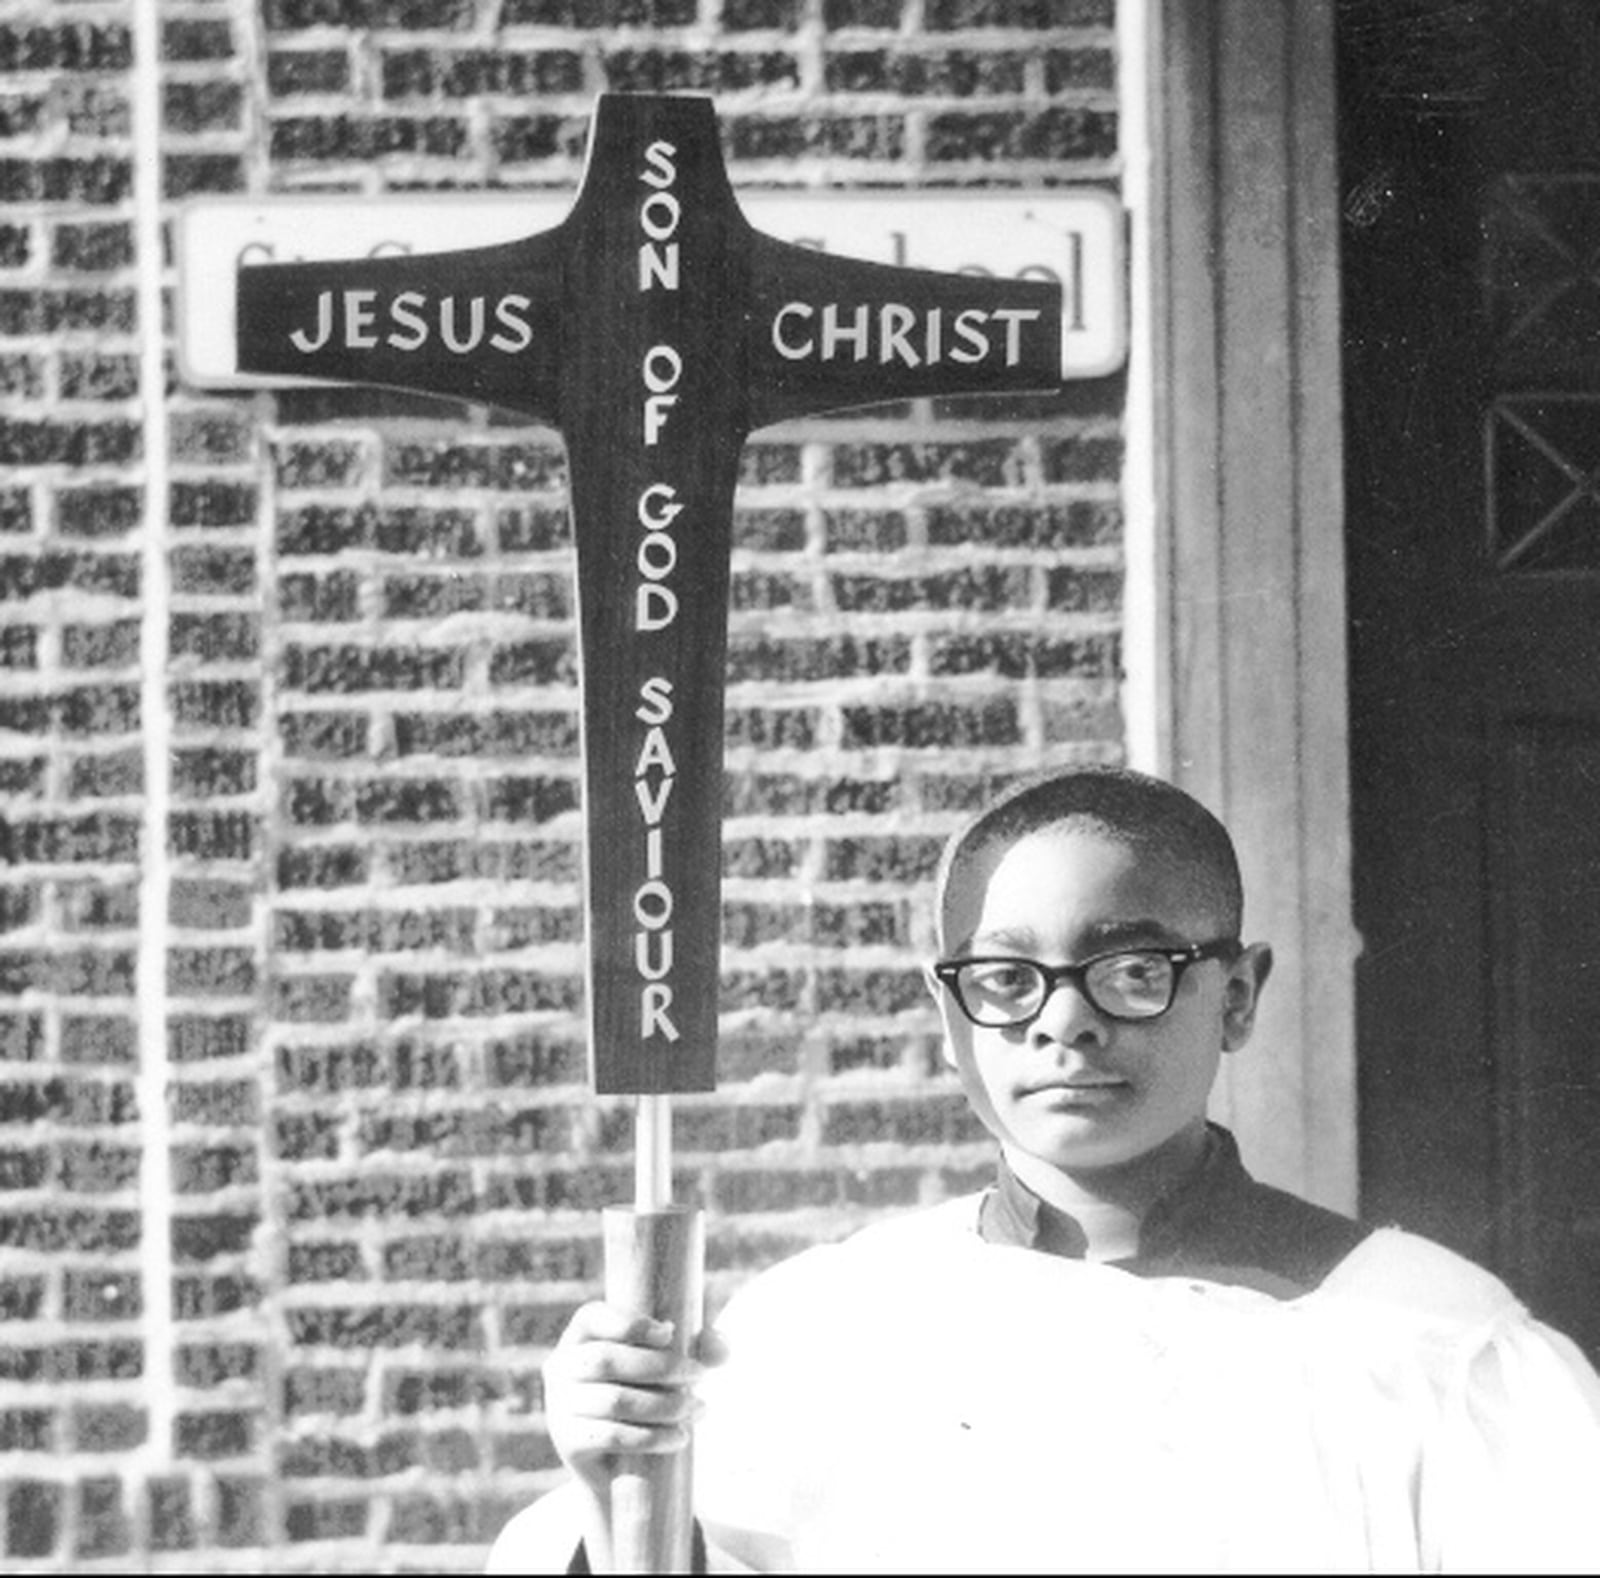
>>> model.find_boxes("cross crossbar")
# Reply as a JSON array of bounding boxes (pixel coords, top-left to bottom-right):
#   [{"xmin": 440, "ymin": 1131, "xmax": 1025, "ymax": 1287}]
[{"xmin": 236, "ymin": 92, "xmax": 1064, "ymax": 1096}]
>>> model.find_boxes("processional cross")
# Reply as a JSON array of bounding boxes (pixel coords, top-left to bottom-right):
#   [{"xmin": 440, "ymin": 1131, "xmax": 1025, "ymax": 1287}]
[{"xmin": 236, "ymin": 92, "xmax": 1065, "ymax": 1571}]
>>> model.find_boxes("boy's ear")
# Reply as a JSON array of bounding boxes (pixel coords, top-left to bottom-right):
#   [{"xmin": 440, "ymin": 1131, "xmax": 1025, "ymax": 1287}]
[
  {"xmin": 923, "ymin": 963, "xmax": 962, "ymax": 1071},
  {"xmin": 1221, "ymin": 942, "xmax": 1273, "ymax": 1053}
]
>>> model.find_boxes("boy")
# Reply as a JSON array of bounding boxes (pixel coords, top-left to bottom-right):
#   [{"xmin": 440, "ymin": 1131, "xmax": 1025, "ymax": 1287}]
[{"xmin": 490, "ymin": 765, "xmax": 1600, "ymax": 1572}]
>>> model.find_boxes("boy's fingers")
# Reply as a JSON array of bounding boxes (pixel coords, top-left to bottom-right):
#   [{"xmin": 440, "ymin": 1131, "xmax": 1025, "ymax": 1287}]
[
  {"xmin": 557, "ymin": 1341, "xmax": 702, "ymax": 1388},
  {"xmin": 567, "ymin": 1381, "xmax": 699, "ymax": 1428},
  {"xmin": 693, "ymin": 1326, "xmax": 729, "ymax": 1366},
  {"xmin": 561, "ymin": 1419, "xmax": 692, "ymax": 1460},
  {"xmin": 563, "ymin": 1301, "xmax": 676, "ymax": 1348},
  {"xmin": 543, "ymin": 1300, "xmax": 708, "ymax": 1486}
]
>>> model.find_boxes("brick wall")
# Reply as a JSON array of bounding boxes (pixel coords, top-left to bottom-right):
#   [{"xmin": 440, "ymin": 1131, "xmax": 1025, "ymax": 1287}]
[{"xmin": 0, "ymin": 0, "xmax": 1123, "ymax": 1568}]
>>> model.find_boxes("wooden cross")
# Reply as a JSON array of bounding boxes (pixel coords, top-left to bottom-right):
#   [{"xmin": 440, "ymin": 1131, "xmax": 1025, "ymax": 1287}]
[{"xmin": 235, "ymin": 91, "xmax": 1064, "ymax": 1570}]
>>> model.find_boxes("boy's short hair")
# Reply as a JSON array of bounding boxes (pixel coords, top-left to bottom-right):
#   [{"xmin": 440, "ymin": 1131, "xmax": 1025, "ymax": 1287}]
[{"xmin": 935, "ymin": 765, "xmax": 1245, "ymax": 951}]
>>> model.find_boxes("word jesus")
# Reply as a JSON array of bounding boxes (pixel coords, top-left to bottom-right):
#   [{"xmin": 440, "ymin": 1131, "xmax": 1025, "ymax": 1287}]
[{"xmin": 286, "ymin": 289, "xmax": 534, "ymax": 354}]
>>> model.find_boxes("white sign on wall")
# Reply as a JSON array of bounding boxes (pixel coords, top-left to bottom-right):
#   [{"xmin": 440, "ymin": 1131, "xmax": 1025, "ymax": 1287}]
[{"xmin": 176, "ymin": 190, "xmax": 1127, "ymax": 390}]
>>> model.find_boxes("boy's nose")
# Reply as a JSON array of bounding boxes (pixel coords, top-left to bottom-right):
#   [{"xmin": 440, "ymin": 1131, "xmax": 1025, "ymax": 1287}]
[{"xmin": 1029, "ymin": 976, "xmax": 1108, "ymax": 1047}]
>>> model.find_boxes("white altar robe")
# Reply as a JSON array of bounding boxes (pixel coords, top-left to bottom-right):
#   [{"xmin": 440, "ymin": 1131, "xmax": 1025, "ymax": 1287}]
[{"xmin": 487, "ymin": 1196, "xmax": 1600, "ymax": 1573}]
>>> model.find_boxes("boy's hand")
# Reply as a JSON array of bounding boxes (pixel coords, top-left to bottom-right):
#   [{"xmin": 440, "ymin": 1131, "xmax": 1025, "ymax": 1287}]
[{"xmin": 543, "ymin": 1300, "xmax": 717, "ymax": 1493}]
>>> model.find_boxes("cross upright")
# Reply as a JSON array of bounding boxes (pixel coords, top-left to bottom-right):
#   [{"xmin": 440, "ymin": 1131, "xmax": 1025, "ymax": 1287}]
[{"xmin": 237, "ymin": 91, "xmax": 1063, "ymax": 1099}]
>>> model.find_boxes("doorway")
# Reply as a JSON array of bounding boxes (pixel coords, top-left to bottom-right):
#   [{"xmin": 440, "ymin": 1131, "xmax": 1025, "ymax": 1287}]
[{"xmin": 1340, "ymin": 0, "xmax": 1600, "ymax": 1358}]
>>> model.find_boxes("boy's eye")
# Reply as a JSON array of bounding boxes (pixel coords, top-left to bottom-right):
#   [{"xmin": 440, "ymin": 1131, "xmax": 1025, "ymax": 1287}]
[
  {"xmin": 1104, "ymin": 953, "xmax": 1158, "ymax": 982},
  {"xmin": 1091, "ymin": 952, "xmax": 1172, "ymax": 997},
  {"xmin": 963, "ymin": 961, "xmax": 1039, "ymax": 1002}
]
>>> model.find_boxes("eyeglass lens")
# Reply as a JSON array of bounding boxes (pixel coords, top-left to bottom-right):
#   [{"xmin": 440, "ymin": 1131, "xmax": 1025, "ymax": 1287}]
[{"xmin": 955, "ymin": 953, "xmax": 1177, "ymax": 1024}]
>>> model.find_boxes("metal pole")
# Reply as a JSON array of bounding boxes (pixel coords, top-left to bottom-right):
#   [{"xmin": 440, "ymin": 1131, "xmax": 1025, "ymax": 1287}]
[{"xmin": 604, "ymin": 1094, "xmax": 704, "ymax": 1572}]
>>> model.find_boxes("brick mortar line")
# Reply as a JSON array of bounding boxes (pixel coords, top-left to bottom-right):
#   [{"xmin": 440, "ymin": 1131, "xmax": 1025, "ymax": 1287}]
[
  {"xmin": 248, "ymin": 2, "xmax": 300, "ymax": 1534},
  {"xmin": 132, "ymin": 0, "xmax": 177, "ymax": 1489}
]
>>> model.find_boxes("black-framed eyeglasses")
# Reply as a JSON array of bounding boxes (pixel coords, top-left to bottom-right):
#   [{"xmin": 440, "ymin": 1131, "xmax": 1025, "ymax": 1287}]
[{"xmin": 931, "ymin": 939, "xmax": 1240, "ymax": 1028}]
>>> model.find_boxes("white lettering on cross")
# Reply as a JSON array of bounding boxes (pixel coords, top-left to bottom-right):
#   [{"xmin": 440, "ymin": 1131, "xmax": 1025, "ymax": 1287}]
[
  {"xmin": 638, "ymin": 141, "xmax": 683, "ymax": 449},
  {"xmin": 633, "ymin": 677, "xmax": 680, "ymax": 1042},
  {"xmin": 769, "ymin": 302, "xmax": 1042, "ymax": 368},
  {"xmin": 285, "ymin": 288, "xmax": 535, "ymax": 356},
  {"xmin": 638, "ymin": 139, "xmax": 682, "ymax": 292},
  {"xmin": 635, "ymin": 483, "xmax": 681, "ymax": 633},
  {"xmin": 642, "ymin": 344, "xmax": 681, "ymax": 446}
]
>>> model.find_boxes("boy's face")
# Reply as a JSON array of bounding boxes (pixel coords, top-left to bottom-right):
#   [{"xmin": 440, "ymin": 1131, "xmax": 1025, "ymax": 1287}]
[{"xmin": 934, "ymin": 825, "xmax": 1270, "ymax": 1175}]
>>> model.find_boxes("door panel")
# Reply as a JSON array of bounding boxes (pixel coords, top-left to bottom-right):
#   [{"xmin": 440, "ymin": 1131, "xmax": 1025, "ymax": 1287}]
[
  {"xmin": 1341, "ymin": 1, "xmax": 1600, "ymax": 1359},
  {"xmin": 1490, "ymin": 722, "xmax": 1600, "ymax": 1345}
]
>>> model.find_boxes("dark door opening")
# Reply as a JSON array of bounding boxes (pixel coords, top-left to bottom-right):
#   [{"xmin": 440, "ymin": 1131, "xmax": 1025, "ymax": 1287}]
[{"xmin": 1340, "ymin": 0, "xmax": 1600, "ymax": 1359}]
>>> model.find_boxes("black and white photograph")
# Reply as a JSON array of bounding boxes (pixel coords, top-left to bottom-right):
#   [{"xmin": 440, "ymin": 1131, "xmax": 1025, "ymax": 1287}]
[{"xmin": 0, "ymin": 0, "xmax": 1597, "ymax": 1570}]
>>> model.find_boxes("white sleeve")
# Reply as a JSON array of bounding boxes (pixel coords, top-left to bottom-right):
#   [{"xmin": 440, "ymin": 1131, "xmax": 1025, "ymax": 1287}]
[
  {"xmin": 480, "ymin": 1478, "xmax": 768, "ymax": 1575},
  {"xmin": 691, "ymin": 1254, "xmax": 830, "ymax": 1570},
  {"xmin": 482, "ymin": 1482, "xmax": 586, "ymax": 1574},
  {"xmin": 1419, "ymin": 1313, "xmax": 1600, "ymax": 1573}
]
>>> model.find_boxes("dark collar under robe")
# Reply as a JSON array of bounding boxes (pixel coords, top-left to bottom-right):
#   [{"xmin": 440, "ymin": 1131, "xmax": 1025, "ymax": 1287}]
[{"xmin": 979, "ymin": 1122, "xmax": 1374, "ymax": 1299}]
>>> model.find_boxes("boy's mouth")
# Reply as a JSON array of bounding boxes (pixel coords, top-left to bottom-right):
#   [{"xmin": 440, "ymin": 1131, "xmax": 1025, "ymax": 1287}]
[{"xmin": 1022, "ymin": 1078, "xmax": 1128, "ymax": 1106}]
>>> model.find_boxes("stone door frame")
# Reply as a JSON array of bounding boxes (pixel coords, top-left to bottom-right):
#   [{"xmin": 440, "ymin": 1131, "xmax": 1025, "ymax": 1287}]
[{"xmin": 1123, "ymin": 0, "xmax": 1357, "ymax": 1210}]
